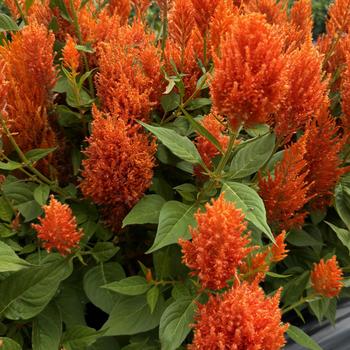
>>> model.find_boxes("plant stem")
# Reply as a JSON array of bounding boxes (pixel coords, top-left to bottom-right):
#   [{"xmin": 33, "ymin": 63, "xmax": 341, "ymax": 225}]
[
  {"xmin": 282, "ymin": 295, "xmax": 318, "ymax": 315},
  {"xmin": 161, "ymin": 3, "xmax": 168, "ymax": 60},
  {"xmin": 14, "ymin": 0, "xmax": 27, "ymax": 24}
]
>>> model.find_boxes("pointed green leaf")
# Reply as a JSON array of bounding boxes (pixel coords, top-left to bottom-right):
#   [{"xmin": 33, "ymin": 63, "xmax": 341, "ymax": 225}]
[
  {"xmin": 287, "ymin": 325, "xmax": 322, "ymax": 350},
  {"xmin": 0, "ymin": 14, "xmax": 19, "ymax": 32},
  {"xmin": 103, "ymin": 276, "xmax": 150, "ymax": 296}
]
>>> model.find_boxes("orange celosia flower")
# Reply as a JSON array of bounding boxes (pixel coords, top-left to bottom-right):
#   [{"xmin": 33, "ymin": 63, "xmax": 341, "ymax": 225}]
[
  {"xmin": 311, "ymin": 256, "xmax": 343, "ymax": 298},
  {"xmin": 244, "ymin": 0, "xmax": 288, "ymax": 25},
  {"xmin": 240, "ymin": 250, "xmax": 269, "ymax": 283},
  {"xmin": 273, "ymin": 44, "xmax": 329, "ymax": 142},
  {"xmin": 62, "ymin": 35, "xmax": 80, "ymax": 72},
  {"xmin": 132, "ymin": 0, "xmax": 151, "ymax": 18},
  {"xmin": 271, "ymin": 231, "xmax": 288, "ymax": 262},
  {"xmin": 341, "ymin": 52, "xmax": 350, "ymax": 131},
  {"xmin": 179, "ymin": 194, "xmax": 252, "ymax": 290},
  {"xmin": 32, "ymin": 196, "xmax": 83, "ymax": 256},
  {"xmin": 80, "ymin": 107, "xmax": 157, "ymax": 208},
  {"xmin": 209, "ymin": 0, "xmax": 237, "ymax": 54},
  {"xmin": 3, "ymin": 0, "xmax": 24, "ymax": 18},
  {"xmin": 326, "ymin": 0, "xmax": 350, "ymax": 35},
  {"xmin": 168, "ymin": 0, "xmax": 195, "ymax": 52},
  {"xmin": 303, "ymin": 110, "xmax": 347, "ymax": 210},
  {"xmin": 210, "ymin": 14, "xmax": 287, "ymax": 128},
  {"xmin": 108, "ymin": 0, "xmax": 131, "ymax": 24},
  {"xmin": 259, "ymin": 136, "xmax": 312, "ymax": 231},
  {"xmin": 195, "ymin": 113, "xmax": 229, "ymax": 174},
  {"xmin": 190, "ymin": 0, "xmax": 220, "ymax": 36},
  {"xmin": 190, "ymin": 282, "xmax": 288, "ymax": 350},
  {"xmin": 96, "ymin": 21, "xmax": 163, "ymax": 122},
  {"xmin": 0, "ymin": 22, "xmax": 57, "ymax": 154},
  {"xmin": 27, "ymin": 0, "xmax": 53, "ymax": 27}
]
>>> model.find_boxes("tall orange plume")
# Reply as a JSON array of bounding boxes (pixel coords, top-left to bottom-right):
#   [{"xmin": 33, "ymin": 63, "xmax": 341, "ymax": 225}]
[
  {"xmin": 211, "ymin": 13, "xmax": 287, "ymax": 128},
  {"xmin": 190, "ymin": 0, "xmax": 220, "ymax": 36},
  {"xmin": 273, "ymin": 44, "xmax": 329, "ymax": 141},
  {"xmin": 259, "ymin": 136, "xmax": 312, "ymax": 231},
  {"xmin": 326, "ymin": 0, "xmax": 350, "ymax": 35},
  {"xmin": 244, "ymin": 0, "xmax": 287, "ymax": 25},
  {"xmin": 108, "ymin": 0, "xmax": 131, "ymax": 24},
  {"xmin": 0, "ymin": 22, "xmax": 57, "ymax": 154}
]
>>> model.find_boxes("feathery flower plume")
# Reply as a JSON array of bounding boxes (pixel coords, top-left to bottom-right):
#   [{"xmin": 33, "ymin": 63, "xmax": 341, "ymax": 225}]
[
  {"xmin": 80, "ymin": 107, "xmax": 156, "ymax": 208},
  {"xmin": 194, "ymin": 113, "xmax": 229, "ymax": 174},
  {"xmin": 190, "ymin": 0, "xmax": 220, "ymax": 36},
  {"xmin": 270, "ymin": 231, "xmax": 288, "ymax": 262},
  {"xmin": 108, "ymin": 0, "xmax": 131, "ymax": 23},
  {"xmin": 0, "ymin": 22, "xmax": 57, "ymax": 154},
  {"xmin": 96, "ymin": 22, "xmax": 163, "ymax": 122},
  {"xmin": 325, "ymin": 0, "xmax": 350, "ymax": 35},
  {"xmin": 209, "ymin": 0, "xmax": 237, "ymax": 54},
  {"xmin": 62, "ymin": 35, "xmax": 80, "ymax": 72},
  {"xmin": 303, "ymin": 109, "xmax": 347, "ymax": 210},
  {"xmin": 168, "ymin": 0, "xmax": 195, "ymax": 52},
  {"xmin": 3, "ymin": 0, "xmax": 24, "ymax": 18},
  {"xmin": 341, "ymin": 52, "xmax": 350, "ymax": 131},
  {"xmin": 259, "ymin": 137, "xmax": 312, "ymax": 231},
  {"xmin": 273, "ymin": 44, "xmax": 328, "ymax": 141},
  {"xmin": 311, "ymin": 256, "xmax": 343, "ymax": 298},
  {"xmin": 32, "ymin": 196, "xmax": 83, "ymax": 255},
  {"xmin": 210, "ymin": 14, "xmax": 287, "ymax": 128},
  {"xmin": 190, "ymin": 282, "xmax": 288, "ymax": 350},
  {"xmin": 179, "ymin": 194, "xmax": 252, "ymax": 290},
  {"xmin": 244, "ymin": 0, "xmax": 287, "ymax": 25},
  {"xmin": 239, "ymin": 250, "xmax": 270, "ymax": 283}
]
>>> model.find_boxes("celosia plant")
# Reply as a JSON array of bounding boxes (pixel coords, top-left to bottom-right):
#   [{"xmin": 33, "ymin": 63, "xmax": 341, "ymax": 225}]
[{"xmin": 0, "ymin": 0, "xmax": 349, "ymax": 349}]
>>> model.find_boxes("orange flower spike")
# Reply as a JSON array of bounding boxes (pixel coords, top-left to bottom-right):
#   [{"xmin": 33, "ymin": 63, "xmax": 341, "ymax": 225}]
[
  {"xmin": 195, "ymin": 113, "xmax": 229, "ymax": 172},
  {"xmin": 259, "ymin": 137, "xmax": 312, "ymax": 231},
  {"xmin": 341, "ymin": 53, "xmax": 350, "ymax": 131},
  {"xmin": 273, "ymin": 44, "xmax": 328, "ymax": 141},
  {"xmin": 271, "ymin": 231, "xmax": 288, "ymax": 263},
  {"xmin": 190, "ymin": 282, "xmax": 288, "ymax": 350},
  {"xmin": 190, "ymin": 0, "xmax": 220, "ymax": 36},
  {"xmin": 168, "ymin": 0, "xmax": 195, "ymax": 51},
  {"xmin": 108, "ymin": 0, "xmax": 131, "ymax": 23},
  {"xmin": 210, "ymin": 14, "xmax": 287, "ymax": 129},
  {"xmin": 62, "ymin": 35, "xmax": 80, "ymax": 72},
  {"xmin": 289, "ymin": 0, "xmax": 313, "ymax": 46},
  {"xmin": 311, "ymin": 256, "xmax": 343, "ymax": 298},
  {"xmin": 32, "ymin": 196, "xmax": 83, "ymax": 256},
  {"xmin": 244, "ymin": 0, "xmax": 288, "ymax": 25},
  {"xmin": 80, "ymin": 107, "xmax": 157, "ymax": 208},
  {"xmin": 179, "ymin": 194, "xmax": 253, "ymax": 290},
  {"xmin": 240, "ymin": 250, "xmax": 269, "ymax": 283},
  {"xmin": 326, "ymin": 0, "xmax": 350, "ymax": 35},
  {"xmin": 303, "ymin": 109, "xmax": 347, "ymax": 210}
]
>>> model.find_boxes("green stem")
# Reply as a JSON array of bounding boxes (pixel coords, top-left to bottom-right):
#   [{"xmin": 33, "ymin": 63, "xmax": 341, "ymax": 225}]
[
  {"xmin": 69, "ymin": 0, "xmax": 95, "ymax": 97},
  {"xmin": 282, "ymin": 295, "xmax": 318, "ymax": 315},
  {"xmin": 14, "ymin": 0, "xmax": 27, "ymax": 24},
  {"xmin": 161, "ymin": 3, "xmax": 168, "ymax": 60}
]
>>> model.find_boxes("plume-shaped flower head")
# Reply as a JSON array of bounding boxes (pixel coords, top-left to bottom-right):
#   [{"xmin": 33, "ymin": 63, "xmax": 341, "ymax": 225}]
[
  {"xmin": 80, "ymin": 106, "xmax": 157, "ymax": 208},
  {"xmin": 179, "ymin": 194, "xmax": 252, "ymax": 290},
  {"xmin": 32, "ymin": 196, "xmax": 83, "ymax": 256},
  {"xmin": 210, "ymin": 13, "xmax": 287, "ymax": 128},
  {"xmin": 190, "ymin": 282, "xmax": 288, "ymax": 349},
  {"xmin": 311, "ymin": 256, "xmax": 343, "ymax": 298}
]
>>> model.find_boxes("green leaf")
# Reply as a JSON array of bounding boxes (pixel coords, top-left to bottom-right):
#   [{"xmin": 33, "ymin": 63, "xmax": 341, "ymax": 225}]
[
  {"xmin": 0, "ymin": 197, "xmax": 13, "ymax": 222},
  {"xmin": 76, "ymin": 43, "xmax": 95, "ymax": 53},
  {"xmin": 186, "ymin": 98, "xmax": 211, "ymax": 111},
  {"xmin": 16, "ymin": 200, "xmax": 42, "ymax": 222},
  {"xmin": 287, "ymin": 325, "xmax": 322, "ymax": 350},
  {"xmin": 91, "ymin": 242, "xmax": 119, "ymax": 263},
  {"xmin": 0, "ymin": 160, "xmax": 22, "ymax": 171},
  {"xmin": 25, "ymin": 148, "xmax": 56, "ymax": 162},
  {"xmin": 83, "ymin": 262, "xmax": 125, "ymax": 314},
  {"xmin": 0, "ymin": 337, "xmax": 21, "ymax": 350},
  {"xmin": 282, "ymin": 272, "xmax": 310, "ymax": 305},
  {"xmin": 32, "ymin": 303, "xmax": 62, "ymax": 350},
  {"xmin": 325, "ymin": 221, "xmax": 350, "ymax": 254},
  {"xmin": 103, "ymin": 276, "xmax": 150, "ymax": 296},
  {"xmin": 159, "ymin": 296, "xmax": 199, "ymax": 350},
  {"xmin": 0, "ymin": 13, "xmax": 19, "ymax": 32},
  {"xmin": 146, "ymin": 201, "xmax": 197, "ymax": 253},
  {"xmin": 3, "ymin": 180, "xmax": 34, "ymax": 204},
  {"xmin": 0, "ymin": 255, "xmax": 72, "ymax": 320},
  {"xmin": 221, "ymin": 182, "xmax": 274, "ymax": 242},
  {"xmin": 286, "ymin": 230, "xmax": 323, "ymax": 247},
  {"xmin": 33, "ymin": 184, "xmax": 50, "ymax": 206},
  {"xmin": 62, "ymin": 326, "xmax": 106, "ymax": 350},
  {"xmin": 0, "ymin": 241, "xmax": 32, "ymax": 272},
  {"xmin": 102, "ymin": 295, "xmax": 165, "ymax": 336},
  {"xmin": 140, "ymin": 122, "xmax": 202, "ymax": 164},
  {"xmin": 146, "ymin": 286, "xmax": 159, "ymax": 314},
  {"xmin": 161, "ymin": 92, "xmax": 181, "ymax": 112},
  {"xmin": 335, "ymin": 180, "xmax": 350, "ymax": 231},
  {"xmin": 229, "ymin": 133, "xmax": 275, "ymax": 179},
  {"xmin": 122, "ymin": 195, "xmax": 165, "ymax": 227}
]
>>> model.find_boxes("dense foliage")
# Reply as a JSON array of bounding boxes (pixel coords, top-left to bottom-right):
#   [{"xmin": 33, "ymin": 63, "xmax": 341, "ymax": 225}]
[{"xmin": 0, "ymin": 0, "xmax": 349, "ymax": 349}]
